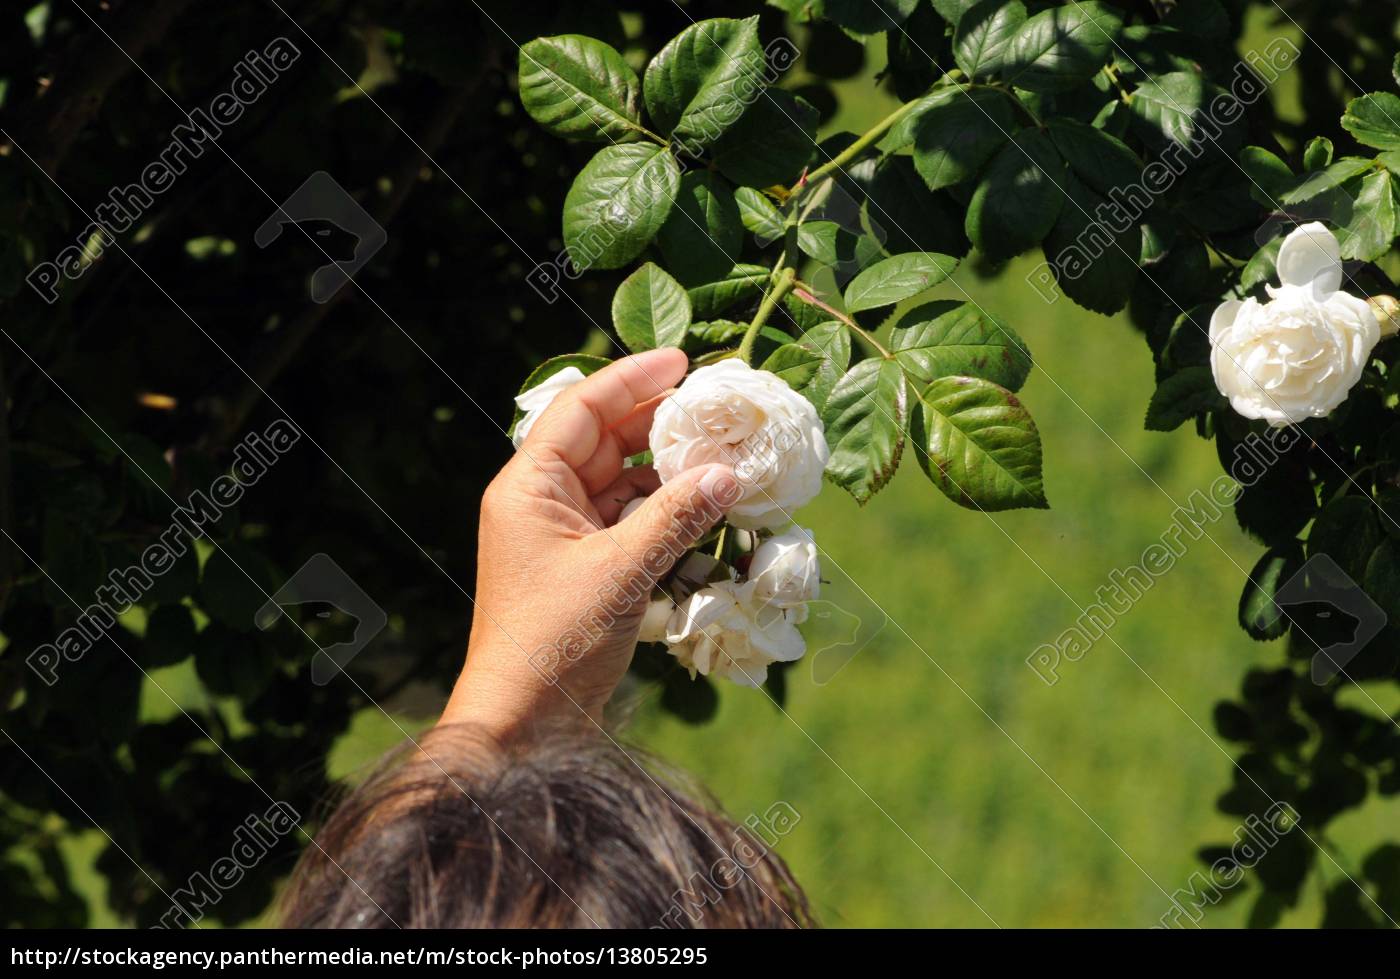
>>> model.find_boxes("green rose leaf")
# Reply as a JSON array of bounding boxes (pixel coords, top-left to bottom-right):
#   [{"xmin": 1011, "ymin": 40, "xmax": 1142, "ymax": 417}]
[
  {"xmin": 931, "ymin": 0, "xmax": 981, "ymax": 29},
  {"xmin": 761, "ymin": 343, "xmax": 821, "ymax": 389},
  {"xmin": 1041, "ymin": 172, "xmax": 1139, "ymax": 315},
  {"xmin": 1047, "ymin": 118, "xmax": 1140, "ymax": 197},
  {"xmin": 1341, "ymin": 93, "xmax": 1400, "ymax": 151},
  {"xmin": 1303, "ymin": 136, "xmax": 1334, "ymax": 171},
  {"xmin": 644, "ymin": 17, "xmax": 764, "ymax": 150},
  {"xmin": 912, "ymin": 88, "xmax": 1021, "ymax": 192},
  {"xmin": 1002, "ymin": 1, "xmax": 1124, "ymax": 94},
  {"xmin": 562, "ymin": 143, "xmax": 679, "ymax": 271},
  {"xmin": 734, "ymin": 186, "xmax": 785, "ymax": 242},
  {"xmin": 822, "ymin": 0, "xmax": 920, "ymax": 35},
  {"xmin": 910, "ymin": 375, "xmax": 1048, "ymax": 510},
  {"xmin": 517, "ymin": 35, "xmax": 646, "ymax": 143},
  {"xmin": 965, "ymin": 128, "xmax": 1066, "ymax": 260},
  {"xmin": 1238, "ymin": 146, "xmax": 1295, "ymax": 207},
  {"xmin": 713, "ymin": 88, "xmax": 819, "ymax": 188},
  {"xmin": 656, "ymin": 171, "xmax": 743, "ymax": 286},
  {"xmin": 822, "ymin": 358, "xmax": 908, "ymax": 504},
  {"xmin": 1280, "ymin": 157, "xmax": 1372, "ymax": 205},
  {"xmin": 1337, "ymin": 169, "xmax": 1398, "ymax": 262},
  {"xmin": 1144, "ymin": 366, "xmax": 1225, "ymax": 431},
  {"xmin": 761, "ymin": 320, "xmax": 851, "ymax": 411},
  {"xmin": 892, "ymin": 300, "xmax": 1033, "ymax": 391},
  {"xmin": 686, "ymin": 263, "xmax": 771, "ymax": 318},
  {"xmin": 1240, "ymin": 238, "xmax": 1281, "ymax": 292},
  {"xmin": 1128, "ymin": 71, "xmax": 1214, "ymax": 150},
  {"xmin": 686, "ymin": 320, "xmax": 747, "ymax": 347},
  {"xmin": 843, "ymin": 252, "xmax": 960, "ymax": 313},
  {"xmin": 953, "ymin": 0, "xmax": 1027, "ymax": 80},
  {"xmin": 1238, "ymin": 544, "xmax": 1304, "ymax": 641},
  {"xmin": 797, "ymin": 221, "xmax": 885, "ymax": 270},
  {"xmin": 611, "ymin": 262, "xmax": 692, "ymax": 352}
]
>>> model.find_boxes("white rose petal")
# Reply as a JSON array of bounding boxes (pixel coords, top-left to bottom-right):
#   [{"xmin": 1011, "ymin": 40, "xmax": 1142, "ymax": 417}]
[
  {"xmin": 664, "ymin": 580, "xmax": 806, "ymax": 687},
  {"xmin": 748, "ymin": 526, "xmax": 820, "ymax": 609},
  {"xmin": 638, "ymin": 597, "xmax": 674, "ymax": 644},
  {"xmin": 649, "ymin": 360, "xmax": 829, "ymax": 529},
  {"xmin": 512, "ymin": 366, "xmax": 587, "ymax": 447},
  {"xmin": 1210, "ymin": 223, "xmax": 1380, "ymax": 427}
]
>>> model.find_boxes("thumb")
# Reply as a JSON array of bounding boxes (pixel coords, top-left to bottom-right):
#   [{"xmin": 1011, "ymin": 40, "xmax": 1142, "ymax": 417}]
[{"xmin": 604, "ymin": 463, "xmax": 742, "ymax": 581}]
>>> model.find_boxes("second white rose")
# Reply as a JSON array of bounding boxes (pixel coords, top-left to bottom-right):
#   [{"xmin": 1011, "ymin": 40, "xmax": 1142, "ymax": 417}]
[
  {"xmin": 1210, "ymin": 222, "xmax": 1380, "ymax": 427},
  {"xmin": 748, "ymin": 526, "xmax": 820, "ymax": 608}
]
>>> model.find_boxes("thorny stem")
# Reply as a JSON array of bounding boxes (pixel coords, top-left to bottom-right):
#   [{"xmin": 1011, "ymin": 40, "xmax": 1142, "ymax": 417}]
[
  {"xmin": 791, "ymin": 284, "xmax": 893, "ymax": 358},
  {"xmin": 787, "ymin": 98, "xmax": 922, "ymax": 199},
  {"xmin": 738, "ymin": 267, "xmax": 797, "ymax": 364}
]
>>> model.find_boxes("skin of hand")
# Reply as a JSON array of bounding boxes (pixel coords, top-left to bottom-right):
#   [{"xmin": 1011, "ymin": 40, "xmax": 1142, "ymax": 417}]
[{"xmin": 442, "ymin": 348, "xmax": 741, "ymax": 737}]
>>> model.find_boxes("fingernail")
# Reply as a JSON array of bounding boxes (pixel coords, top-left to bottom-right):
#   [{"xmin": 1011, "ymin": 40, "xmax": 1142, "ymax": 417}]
[{"xmin": 697, "ymin": 465, "xmax": 741, "ymax": 507}]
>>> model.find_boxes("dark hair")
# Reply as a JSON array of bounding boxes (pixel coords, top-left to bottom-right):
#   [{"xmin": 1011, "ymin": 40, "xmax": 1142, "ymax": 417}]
[{"xmin": 280, "ymin": 724, "xmax": 812, "ymax": 928}]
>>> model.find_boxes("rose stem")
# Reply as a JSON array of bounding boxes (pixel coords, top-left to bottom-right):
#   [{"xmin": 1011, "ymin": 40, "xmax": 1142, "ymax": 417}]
[{"xmin": 737, "ymin": 267, "xmax": 797, "ymax": 365}]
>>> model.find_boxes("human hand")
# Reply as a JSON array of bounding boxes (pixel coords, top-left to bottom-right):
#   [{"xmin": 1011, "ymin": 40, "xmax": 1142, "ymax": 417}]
[{"xmin": 442, "ymin": 348, "xmax": 740, "ymax": 736}]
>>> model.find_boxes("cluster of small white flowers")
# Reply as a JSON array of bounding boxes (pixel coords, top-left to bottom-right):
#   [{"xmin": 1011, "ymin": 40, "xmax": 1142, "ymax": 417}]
[
  {"xmin": 638, "ymin": 527, "xmax": 821, "ymax": 687},
  {"xmin": 640, "ymin": 360, "xmax": 829, "ymax": 686}
]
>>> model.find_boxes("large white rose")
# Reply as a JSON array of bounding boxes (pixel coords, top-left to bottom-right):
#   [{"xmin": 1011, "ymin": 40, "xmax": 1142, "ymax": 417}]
[
  {"xmin": 748, "ymin": 526, "xmax": 820, "ymax": 608},
  {"xmin": 664, "ymin": 580, "xmax": 805, "ymax": 687},
  {"xmin": 512, "ymin": 366, "xmax": 586, "ymax": 447},
  {"xmin": 1211, "ymin": 223, "xmax": 1379, "ymax": 427},
  {"xmin": 649, "ymin": 360, "xmax": 828, "ymax": 529}
]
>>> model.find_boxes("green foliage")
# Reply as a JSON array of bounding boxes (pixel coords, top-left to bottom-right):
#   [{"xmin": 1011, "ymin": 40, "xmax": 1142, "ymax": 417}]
[
  {"xmin": 611, "ymin": 263, "xmax": 692, "ymax": 352},
  {"xmin": 517, "ymin": 35, "xmax": 646, "ymax": 143},
  {"xmin": 910, "ymin": 376, "xmax": 1047, "ymax": 510},
  {"xmin": 822, "ymin": 359, "xmax": 908, "ymax": 504},
  {"xmin": 562, "ymin": 143, "xmax": 680, "ymax": 270}
]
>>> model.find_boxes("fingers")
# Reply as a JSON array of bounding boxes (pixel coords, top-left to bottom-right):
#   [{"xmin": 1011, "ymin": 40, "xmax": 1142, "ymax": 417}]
[
  {"xmin": 611, "ymin": 391, "xmax": 670, "ymax": 458},
  {"xmin": 591, "ymin": 464, "xmax": 662, "ymax": 525},
  {"xmin": 524, "ymin": 349, "xmax": 687, "ymax": 469},
  {"xmin": 572, "ymin": 390, "xmax": 670, "ymax": 495},
  {"xmin": 599, "ymin": 464, "xmax": 742, "ymax": 583}
]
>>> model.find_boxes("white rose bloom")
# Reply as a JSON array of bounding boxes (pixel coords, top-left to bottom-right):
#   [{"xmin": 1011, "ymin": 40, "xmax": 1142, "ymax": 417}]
[
  {"xmin": 637, "ymin": 596, "xmax": 674, "ymax": 644},
  {"xmin": 748, "ymin": 526, "xmax": 820, "ymax": 608},
  {"xmin": 649, "ymin": 360, "xmax": 829, "ymax": 530},
  {"xmin": 1211, "ymin": 222, "xmax": 1379, "ymax": 427},
  {"xmin": 512, "ymin": 366, "xmax": 586, "ymax": 447},
  {"xmin": 664, "ymin": 580, "xmax": 805, "ymax": 687}
]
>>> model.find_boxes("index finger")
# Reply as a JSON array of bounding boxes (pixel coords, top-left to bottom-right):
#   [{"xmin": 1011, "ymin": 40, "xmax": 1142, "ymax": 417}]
[{"xmin": 524, "ymin": 348, "xmax": 688, "ymax": 467}]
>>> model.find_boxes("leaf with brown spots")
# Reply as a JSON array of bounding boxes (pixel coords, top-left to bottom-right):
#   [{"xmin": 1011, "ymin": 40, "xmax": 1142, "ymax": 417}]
[{"xmin": 910, "ymin": 375, "xmax": 1048, "ymax": 510}]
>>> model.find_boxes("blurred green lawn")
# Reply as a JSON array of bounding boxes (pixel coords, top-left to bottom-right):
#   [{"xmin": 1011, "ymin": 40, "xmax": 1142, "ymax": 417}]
[{"xmin": 70, "ymin": 9, "xmax": 1397, "ymax": 929}]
